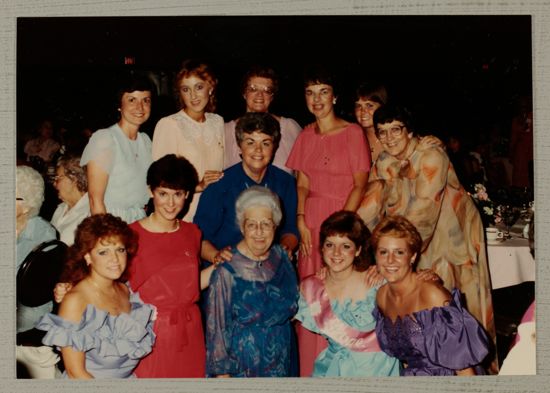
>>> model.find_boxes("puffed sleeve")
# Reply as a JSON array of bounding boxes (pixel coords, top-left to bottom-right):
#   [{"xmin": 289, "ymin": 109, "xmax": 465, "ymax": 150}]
[
  {"xmin": 416, "ymin": 289, "xmax": 490, "ymax": 370},
  {"xmin": 205, "ymin": 264, "xmax": 238, "ymax": 376},
  {"xmin": 294, "ymin": 292, "xmax": 322, "ymax": 335},
  {"xmin": 37, "ymin": 296, "xmax": 155, "ymax": 360},
  {"xmin": 80, "ymin": 129, "xmax": 115, "ymax": 174}
]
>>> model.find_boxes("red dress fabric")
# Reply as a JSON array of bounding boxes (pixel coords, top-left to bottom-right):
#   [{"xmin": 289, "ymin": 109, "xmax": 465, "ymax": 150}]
[
  {"xmin": 286, "ymin": 122, "xmax": 371, "ymax": 376},
  {"xmin": 129, "ymin": 221, "xmax": 205, "ymax": 378}
]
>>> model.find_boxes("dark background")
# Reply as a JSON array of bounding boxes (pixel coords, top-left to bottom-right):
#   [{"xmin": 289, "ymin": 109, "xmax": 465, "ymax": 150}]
[{"xmin": 17, "ymin": 15, "xmax": 531, "ymax": 144}]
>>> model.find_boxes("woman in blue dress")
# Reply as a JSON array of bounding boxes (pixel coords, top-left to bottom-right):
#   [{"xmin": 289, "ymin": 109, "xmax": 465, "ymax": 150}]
[
  {"xmin": 37, "ymin": 214, "xmax": 155, "ymax": 378},
  {"xmin": 371, "ymin": 215, "xmax": 490, "ymax": 376},
  {"xmin": 80, "ymin": 75, "xmax": 154, "ymax": 224},
  {"xmin": 205, "ymin": 186, "xmax": 298, "ymax": 377},
  {"xmin": 295, "ymin": 211, "xmax": 400, "ymax": 377}
]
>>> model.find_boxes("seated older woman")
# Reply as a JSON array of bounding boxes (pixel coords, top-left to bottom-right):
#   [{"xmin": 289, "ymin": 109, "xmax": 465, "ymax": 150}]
[
  {"xmin": 51, "ymin": 156, "xmax": 90, "ymax": 245},
  {"xmin": 372, "ymin": 215, "xmax": 489, "ymax": 376},
  {"xmin": 194, "ymin": 112, "xmax": 298, "ymax": 264},
  {"xmin": 16, "ymin": 165, "xmax": 59, "ymax": 379},
  {"xmin": 356, "ymin": 104, "xmax": 496, "ymax": 371},
  {"xmin": 205, "ymin": 186, "xmax": 298, "ymax": 377},
  {"xmin": 37, "ymin": 214, "xmax": 156, "ymax": 378}
]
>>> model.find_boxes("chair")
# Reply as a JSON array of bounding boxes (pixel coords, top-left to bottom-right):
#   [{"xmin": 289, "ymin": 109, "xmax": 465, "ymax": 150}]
[{"xmin": 17, "ymin": 239, "xmax": 68, "ymax": 308}]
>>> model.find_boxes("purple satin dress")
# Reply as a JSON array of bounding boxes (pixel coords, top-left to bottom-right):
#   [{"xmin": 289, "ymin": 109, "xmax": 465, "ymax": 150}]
[{"xmin": 373, "ymin": 288, "xmax": 489, "ymax": 376}]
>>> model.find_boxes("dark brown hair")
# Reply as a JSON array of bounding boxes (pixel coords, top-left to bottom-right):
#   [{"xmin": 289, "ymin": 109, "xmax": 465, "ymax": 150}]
[{"xmin": 319, "ymin": 210, "xmax": 372, "ymax": 272}]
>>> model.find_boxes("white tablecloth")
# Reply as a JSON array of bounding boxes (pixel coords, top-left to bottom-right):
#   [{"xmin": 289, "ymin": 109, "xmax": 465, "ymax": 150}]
[{"xmin": 487, "ymin": 235, "xmax": 535, "ymax": 290}]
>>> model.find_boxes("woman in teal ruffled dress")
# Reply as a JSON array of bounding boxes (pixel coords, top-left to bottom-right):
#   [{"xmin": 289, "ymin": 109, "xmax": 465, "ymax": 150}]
[{"xmin": 294, "ymin": 210, "xmax": 400, "ymax": 377}]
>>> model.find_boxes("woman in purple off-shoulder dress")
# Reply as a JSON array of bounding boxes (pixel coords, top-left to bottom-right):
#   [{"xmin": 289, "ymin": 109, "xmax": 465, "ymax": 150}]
[{"xmin": 371, "ymin": 216, "xmax": 490, "ymax": 376}]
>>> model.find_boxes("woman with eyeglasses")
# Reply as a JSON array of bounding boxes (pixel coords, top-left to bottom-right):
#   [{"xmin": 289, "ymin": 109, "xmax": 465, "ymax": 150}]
[
  {"xmin": 224, "ymin": 65, "xmax": 302, "ymax": 174},
  {"xmin": 204, "ymin": 186, "xmax": 298, "ymax": 377},
  {"xmin": 357, "ymin": 104, "xmax": 496, "ymax": 373},
  {"xmin": 152, "ymin": 59, "xmax": 225, "ymax": 221},
  {"xmin": 286, "ymin": 66, "xmax": 371, "ymax": 376},
  {"xmin": 50, "ymin": 156, "xmax": 90, "ymax": 246}
]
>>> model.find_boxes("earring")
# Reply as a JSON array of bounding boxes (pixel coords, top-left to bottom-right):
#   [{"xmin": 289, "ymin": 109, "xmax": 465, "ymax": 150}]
[
  {"xmin": 332, "ymin": 98, "xmax": 337, "ymax": 105},
  {"xmin": 209, "ymin": 90, "xmax": 213, "ymax": 96}
]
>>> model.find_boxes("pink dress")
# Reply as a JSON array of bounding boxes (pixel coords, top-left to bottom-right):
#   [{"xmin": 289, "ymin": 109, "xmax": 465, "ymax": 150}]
[
  {"xmin": 286, "ymin": 122, "xmax": 370, "ymax": 376},
  {"xmin": 129, "ymin": 221, "xmax": 205, "ymax": 377}
]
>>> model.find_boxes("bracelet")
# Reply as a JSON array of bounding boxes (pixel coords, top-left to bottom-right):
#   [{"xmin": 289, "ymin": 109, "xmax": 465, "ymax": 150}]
[{"xmin": 296, "ymin": 213, "xmax": 305, "ymax": 217}]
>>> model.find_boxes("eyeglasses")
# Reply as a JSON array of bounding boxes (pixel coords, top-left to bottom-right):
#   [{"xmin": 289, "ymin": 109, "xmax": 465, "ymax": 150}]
[
  {"xmin": 245, "ymin": 84, "xmax": 274, "ymax": 96},
  {"xmin": 377, "ymin": 125, "xmax": 406, "ymax": 140},
  {"xmin": 244, "ymin": 219, "xmax": 275, "ymax": 233}
]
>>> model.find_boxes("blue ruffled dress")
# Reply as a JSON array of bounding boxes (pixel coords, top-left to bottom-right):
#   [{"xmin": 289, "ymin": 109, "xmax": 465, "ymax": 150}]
[
  {"xmin": 374, "ymin": 288, "xmax": 490, "ymax": 376},
  {"xmin": 37, "ymin": 291, "xmax": 156, "ymax": 378},
  {"xmin": 295, "ymin": 285, "xmax": 400, "ymax": 377}
]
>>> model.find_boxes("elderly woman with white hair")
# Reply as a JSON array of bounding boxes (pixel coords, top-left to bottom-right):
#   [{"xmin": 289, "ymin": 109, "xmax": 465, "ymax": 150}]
[
  {"xmin": 50, "ymin": 156, "xmax": 90, "ymax": 245},
  {"xmin": 205, "ymin": 186, "xmax": 299, "ymax": 377},
  {"xmin": 16, "ymin": 165, "xmax": 59, "ymax": 378}
]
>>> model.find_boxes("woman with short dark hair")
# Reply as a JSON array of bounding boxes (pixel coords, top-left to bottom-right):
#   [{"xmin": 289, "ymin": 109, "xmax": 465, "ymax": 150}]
[
  {"xmin": 295, "ymin": 211, "xmax": 400, "ymax": 377},
  {"xmin": 81, "ymin": 74, "xmax": 154, "ymax": 224},
  {"xmin": 357, "ymin": 104, "xmax": 496, "ymax": 371},
  {"xmin": 286, "ymin": 67, "xmax": 371, "ymax": 376}
]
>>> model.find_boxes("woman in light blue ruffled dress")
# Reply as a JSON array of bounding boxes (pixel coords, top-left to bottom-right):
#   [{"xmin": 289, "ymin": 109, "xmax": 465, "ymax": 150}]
[
  {"xmin": 81, "ymin": 75, "xmax": 154, "ymax": 224},
  {"xmin": 294, "ymin": 211, "xmax": 400, "ymax": 377},
  {"xmin": 37, "ymin": 214, "xmax": 156, "ymax": 378}
]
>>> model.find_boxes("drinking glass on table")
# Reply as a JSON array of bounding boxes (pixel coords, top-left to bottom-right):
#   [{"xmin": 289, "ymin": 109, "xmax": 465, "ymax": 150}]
[{"xmin": 501, "ymin": 205, "xmax": 520, "ymax": 238}]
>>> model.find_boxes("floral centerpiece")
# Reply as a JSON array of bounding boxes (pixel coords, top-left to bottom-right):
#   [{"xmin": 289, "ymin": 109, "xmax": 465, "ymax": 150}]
[{"xmin": 470, "ymin": 184, "xmax": 502, "ymax": 227}]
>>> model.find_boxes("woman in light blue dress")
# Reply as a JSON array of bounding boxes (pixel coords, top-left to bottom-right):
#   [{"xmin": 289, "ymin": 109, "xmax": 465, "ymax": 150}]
[
  {"xmin": 37, "ymin": 214, "xmax": 156, "ymax": 378},
  {"xmin": 294, "ymin": 210, "xmax": 400, "ymax": 377},
  {"xmin": 81, "ymin": 75, "xmax": 154, "ymax": 224}
]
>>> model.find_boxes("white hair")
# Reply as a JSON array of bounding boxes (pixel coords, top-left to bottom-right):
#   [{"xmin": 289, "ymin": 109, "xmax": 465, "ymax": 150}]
[
  {"xmin": 235, "ymin": 186, "xmax": 282, "ymax": 227},
  {"xmin": 16, "ymin": 165, "xmax": 45, "ymax": 218}
]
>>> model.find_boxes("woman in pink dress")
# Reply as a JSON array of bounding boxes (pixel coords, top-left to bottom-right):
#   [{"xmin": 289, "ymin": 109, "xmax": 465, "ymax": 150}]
[{"xmin": 286, "ymin": 67, "xmax": 371, "ymax": 376}]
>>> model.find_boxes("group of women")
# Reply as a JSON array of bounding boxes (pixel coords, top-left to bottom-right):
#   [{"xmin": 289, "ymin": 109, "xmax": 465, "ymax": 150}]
[{"xmin": 16, "ymin": 58, "xmax": 496, "ymax": 379}]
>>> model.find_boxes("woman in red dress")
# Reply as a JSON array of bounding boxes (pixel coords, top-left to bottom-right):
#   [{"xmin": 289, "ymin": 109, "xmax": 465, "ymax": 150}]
[{"xmin": 130, "ymin": 154, "xmax": 217, "ymax": 377}]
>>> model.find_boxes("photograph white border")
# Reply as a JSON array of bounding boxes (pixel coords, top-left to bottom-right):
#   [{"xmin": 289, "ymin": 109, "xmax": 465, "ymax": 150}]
[{"xmin": 2, "ymin": 1, "xmax": 548, "ymax": 392}]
